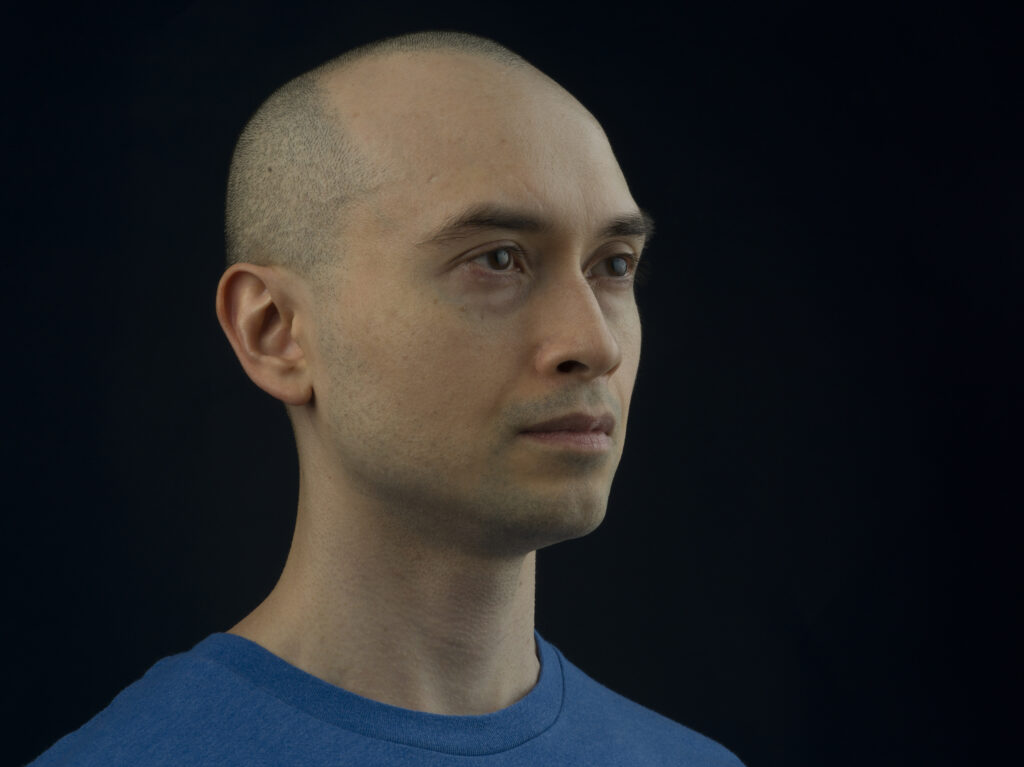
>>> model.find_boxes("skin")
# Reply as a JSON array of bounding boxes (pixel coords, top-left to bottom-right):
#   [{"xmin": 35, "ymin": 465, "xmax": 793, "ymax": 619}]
[{"xmin": 216, "ymin": 50, "xmax": 648, "ymax": 716}]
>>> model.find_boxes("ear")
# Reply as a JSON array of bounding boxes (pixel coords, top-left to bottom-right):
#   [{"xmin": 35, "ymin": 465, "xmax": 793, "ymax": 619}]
[{"xmin": 215, "ymin": 263, "xmax": 313, "ymax": 406}]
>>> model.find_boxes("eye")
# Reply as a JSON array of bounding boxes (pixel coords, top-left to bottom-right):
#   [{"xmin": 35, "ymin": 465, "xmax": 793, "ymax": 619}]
[
  {"xmin": 593, "ymin": 253, "xmax": 639, "ymax": 279},
  {"xmin": 471, "ymin": 246, "xmax": 519, "ymax": 272}
]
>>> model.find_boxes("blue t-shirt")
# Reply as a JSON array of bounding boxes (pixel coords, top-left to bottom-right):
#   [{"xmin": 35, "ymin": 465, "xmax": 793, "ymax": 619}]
[{"xmin": 29, "ymin": 633, "xmax": 744, "ymax": 766}]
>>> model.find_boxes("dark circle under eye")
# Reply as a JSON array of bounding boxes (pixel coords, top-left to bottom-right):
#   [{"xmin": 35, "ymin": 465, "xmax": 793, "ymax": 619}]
[
  {"xmin": 486, "ymin": 248, "xmax": 513, "ymax": 270},
  {"xmin": 608, "ymin": 255, "xmax": 630, "ymax": 277}
]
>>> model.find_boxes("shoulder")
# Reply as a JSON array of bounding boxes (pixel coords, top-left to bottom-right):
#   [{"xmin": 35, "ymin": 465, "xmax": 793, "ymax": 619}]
[
  {"xmin": 27, "ymin": 638, "xmax": 271, "ymax": 767},
  {"xmin": 547, "ymin": 641, "xmax": 746, "ymax": 767}
]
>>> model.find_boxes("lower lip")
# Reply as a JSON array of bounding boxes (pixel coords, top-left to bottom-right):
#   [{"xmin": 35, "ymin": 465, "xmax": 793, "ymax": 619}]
[{"xmin": 519, "ymin": 431, "xmax": 613, "ymax": 451}]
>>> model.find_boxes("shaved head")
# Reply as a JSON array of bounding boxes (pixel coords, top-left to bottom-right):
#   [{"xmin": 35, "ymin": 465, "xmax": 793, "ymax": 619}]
[
  {"xmin": 224, "ymin": 31, "xmax": 542, "ymax": 278},
  {"xmin": 216, "ymin": 27, "xmax": 643, "ymax": 556}
]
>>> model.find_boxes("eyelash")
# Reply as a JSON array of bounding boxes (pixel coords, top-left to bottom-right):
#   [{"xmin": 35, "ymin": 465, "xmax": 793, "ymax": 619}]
[{"xmin": 469, "ymin": 245, "xmax": 645, "ymax": 282}]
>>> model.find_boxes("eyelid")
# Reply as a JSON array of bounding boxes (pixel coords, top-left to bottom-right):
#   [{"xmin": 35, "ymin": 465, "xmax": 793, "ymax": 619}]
[
  {"xmin": 589, "ymin": 250, "xmax": 642, "ymax": 279},
  {"xmin": 460, "ymin": 241, "xmax": 643, "ymax": 281},
  {"xmin": 465, "ymin": 242, "xmax": 528, "ymax": 271}
]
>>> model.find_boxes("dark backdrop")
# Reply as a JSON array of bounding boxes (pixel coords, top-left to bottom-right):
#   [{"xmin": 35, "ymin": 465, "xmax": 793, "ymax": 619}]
[{"xmin": 7, "ymin": 2, "xmax": 1021, "ymax": 765}]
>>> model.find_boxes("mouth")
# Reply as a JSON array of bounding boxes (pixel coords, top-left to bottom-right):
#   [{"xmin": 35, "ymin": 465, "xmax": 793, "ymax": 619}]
[{"xmin": 518, "ymin": 412, "xmax": 615, "ymax": 452}]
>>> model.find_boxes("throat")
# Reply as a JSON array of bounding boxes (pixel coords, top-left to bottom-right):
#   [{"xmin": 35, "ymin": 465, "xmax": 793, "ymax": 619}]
[{"xmin": 230, "ymin": 540, "xmax": 539, "ymax": 715}]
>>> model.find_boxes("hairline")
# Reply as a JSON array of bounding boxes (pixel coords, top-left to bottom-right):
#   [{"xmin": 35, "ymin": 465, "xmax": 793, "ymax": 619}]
[{"xmin": 224, "ymin": 33, "xmax": 543, "ymax": 281}]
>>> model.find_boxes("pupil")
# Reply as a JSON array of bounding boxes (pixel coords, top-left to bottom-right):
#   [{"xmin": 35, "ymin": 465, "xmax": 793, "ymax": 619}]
[
  {"xmin": 610, "ymin": 256, "xmax": 628, "ymax": 276},
  {"xmin": 490, "ymin": 249, "xmax": 511, "ymax": 269}
]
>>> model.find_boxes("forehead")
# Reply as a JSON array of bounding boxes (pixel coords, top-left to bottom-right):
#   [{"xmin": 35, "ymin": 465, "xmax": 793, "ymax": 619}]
[{"xmin": 323, "ymin": 51, "xmax": 637, "ymax": 237}]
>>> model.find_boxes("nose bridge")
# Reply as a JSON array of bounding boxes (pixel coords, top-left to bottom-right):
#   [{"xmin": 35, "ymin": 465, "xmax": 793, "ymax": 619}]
[{"xmin": 532, "ymin": 268, "xmax": 622, "ymax": 379}]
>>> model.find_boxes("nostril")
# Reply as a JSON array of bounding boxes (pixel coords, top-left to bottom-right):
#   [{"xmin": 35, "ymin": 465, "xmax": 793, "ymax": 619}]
[{"xmin": 557, "ymin": 360, "xmax": 585, "ymax": 373}]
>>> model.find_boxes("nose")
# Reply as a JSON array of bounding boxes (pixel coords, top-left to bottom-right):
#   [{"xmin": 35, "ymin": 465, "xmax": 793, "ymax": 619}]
[{"xmin": 532, "ymin": 274, "xmax": 623, "ymax": 380}]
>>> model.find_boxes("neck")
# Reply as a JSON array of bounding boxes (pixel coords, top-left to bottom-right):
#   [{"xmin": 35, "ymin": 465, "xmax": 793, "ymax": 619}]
[{"xmin": 230, "ymin": 482, "xmax": 540, "ymax": 715}]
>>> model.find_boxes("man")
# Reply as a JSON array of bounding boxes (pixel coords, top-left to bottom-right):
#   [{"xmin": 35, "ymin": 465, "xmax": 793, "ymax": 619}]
[{"xmin": 31, "ymin": 31, "xmax": 744, "ymax": 766}]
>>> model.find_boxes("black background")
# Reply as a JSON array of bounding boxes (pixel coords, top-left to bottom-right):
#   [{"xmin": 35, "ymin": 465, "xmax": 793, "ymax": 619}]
[{"xmin": 7, "ymin": 2, "xmax": 1021, "ymax": 765}]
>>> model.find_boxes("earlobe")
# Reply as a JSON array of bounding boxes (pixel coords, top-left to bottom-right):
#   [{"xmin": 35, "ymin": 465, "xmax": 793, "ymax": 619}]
[{"xmin": 216, "ymin": 264, "xmax": 313, "ymax": 406}]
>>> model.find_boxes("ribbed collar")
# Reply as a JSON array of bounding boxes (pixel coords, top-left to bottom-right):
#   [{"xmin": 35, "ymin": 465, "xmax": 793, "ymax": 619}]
[{"xmin": 192, "ymin": 631, "xmax": 564, "ymax": 756}]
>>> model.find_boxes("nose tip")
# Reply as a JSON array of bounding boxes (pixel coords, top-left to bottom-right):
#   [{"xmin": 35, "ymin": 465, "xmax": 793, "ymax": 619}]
[{"xmin": 534, "ymin": 280, "xmax": 623, "ymax": 380}]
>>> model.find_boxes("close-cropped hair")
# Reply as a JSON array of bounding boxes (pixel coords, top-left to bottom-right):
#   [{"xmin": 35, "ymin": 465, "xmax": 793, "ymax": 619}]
[{"xmin": 224, "ymin": 31, "xmax": 531, "ymax": 279}]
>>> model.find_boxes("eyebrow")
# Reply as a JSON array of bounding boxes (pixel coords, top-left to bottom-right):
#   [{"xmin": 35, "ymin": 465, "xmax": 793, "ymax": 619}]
[
  {"xmin": 418, "ymin": 203, "xmax": 655, "ymax": 246},
  {"xmin": 600, "ymin": 210, "xmax": 655, "ymax": 242}
]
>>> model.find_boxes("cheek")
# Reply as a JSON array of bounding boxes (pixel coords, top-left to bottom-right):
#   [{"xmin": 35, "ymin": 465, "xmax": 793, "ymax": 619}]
[
  {"xmin": 614, "ymin": 302, "xmax": 643, "ymax": 402},
  {"xmin": 345, "ymin": 294, "xmax": 521, "ymax": 423},
  {"xmin": 625, "ymin": 303, "xmax": 642, "ymax": 365}
]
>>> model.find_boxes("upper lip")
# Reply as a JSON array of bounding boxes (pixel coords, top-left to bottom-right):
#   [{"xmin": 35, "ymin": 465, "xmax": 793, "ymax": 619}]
[{"xmin": 520, "ymin": 412, "xmax": 615, "ymax": 435}]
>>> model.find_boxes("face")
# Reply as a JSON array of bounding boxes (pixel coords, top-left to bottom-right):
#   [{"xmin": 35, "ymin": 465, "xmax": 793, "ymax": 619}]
[{"xmin": 298, "ymin": 53, "xmax": 647, "ymax": 557}]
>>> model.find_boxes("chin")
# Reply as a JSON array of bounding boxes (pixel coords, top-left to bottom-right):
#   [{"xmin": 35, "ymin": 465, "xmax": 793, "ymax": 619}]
[{"xmin": 478, "ymin": 486, "xmax": 611, "ymax": 557}]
